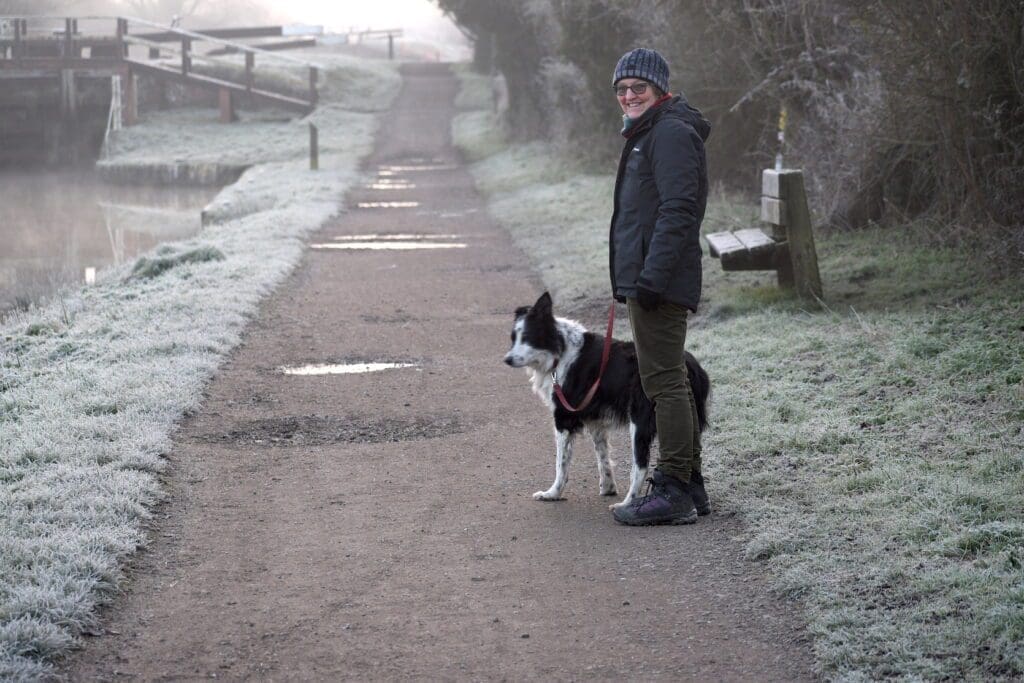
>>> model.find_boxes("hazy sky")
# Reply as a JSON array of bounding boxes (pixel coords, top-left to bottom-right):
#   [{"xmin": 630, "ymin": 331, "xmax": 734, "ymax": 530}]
[{"xmin": 269, "ymin": 0, "xmax": 458, "ymax": 38}]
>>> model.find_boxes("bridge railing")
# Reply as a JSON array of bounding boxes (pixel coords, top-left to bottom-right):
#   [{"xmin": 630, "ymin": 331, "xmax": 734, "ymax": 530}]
[{"xmin": 0, "ymin": 15, "xmax": 324, "ymax": 110}]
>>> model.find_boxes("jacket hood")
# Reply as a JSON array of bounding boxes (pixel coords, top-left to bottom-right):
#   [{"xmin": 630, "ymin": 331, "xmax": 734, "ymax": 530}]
[
  {"xmin": 621, "ymin": 94, "xmax": 711, "ymax": 141},
  {"xmin": 662, "ymin": 94, "xmax": 712, "ymax": 142}
]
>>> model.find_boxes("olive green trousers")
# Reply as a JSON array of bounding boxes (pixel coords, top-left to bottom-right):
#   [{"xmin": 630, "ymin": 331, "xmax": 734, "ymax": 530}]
[{"xmin": 626, "ymin": 298, "xmax": 702, "ymax": 483}]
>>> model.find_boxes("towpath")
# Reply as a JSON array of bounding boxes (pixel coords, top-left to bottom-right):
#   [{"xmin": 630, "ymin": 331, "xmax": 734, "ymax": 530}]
[{"xmin": 66, "ymin": 63, "xmax": 815, "ymax": 681}]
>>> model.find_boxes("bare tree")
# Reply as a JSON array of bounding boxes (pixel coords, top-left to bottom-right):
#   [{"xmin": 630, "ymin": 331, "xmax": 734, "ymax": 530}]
[{"xmin": 437, "ymin": 0, "xmax": 558, "ymax": 138}]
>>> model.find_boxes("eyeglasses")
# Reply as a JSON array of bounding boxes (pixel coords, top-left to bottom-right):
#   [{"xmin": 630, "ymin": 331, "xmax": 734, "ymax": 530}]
[{"xmin": 614, "ymin": 82, "xmax": 649, "ymax": 97}]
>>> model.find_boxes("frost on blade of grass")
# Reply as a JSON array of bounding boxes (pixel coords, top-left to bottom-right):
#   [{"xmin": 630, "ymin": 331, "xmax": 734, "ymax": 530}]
[
  {"xmin": 453, "ymin": 74, "xmax": 1024, "ymax": 680},
  {"xmin": 127, "ymin": 245, "xmax": 225, "ymax": 281},
  {"xmin": 0, "ymin": 52, "xmax": 392, "ymax": 677}
]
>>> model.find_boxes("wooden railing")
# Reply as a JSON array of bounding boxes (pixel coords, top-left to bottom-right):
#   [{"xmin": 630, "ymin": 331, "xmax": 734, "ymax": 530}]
[{"xmin": 0, "ymin": 16, "xmax": 323, "ymax": 112}]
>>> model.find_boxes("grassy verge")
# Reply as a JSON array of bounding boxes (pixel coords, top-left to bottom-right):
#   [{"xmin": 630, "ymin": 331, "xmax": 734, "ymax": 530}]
[
  {"xmin": 0, "ymin": 55, "xmax": 399, "ymax": 680},
  {"xmin": 453, "ymin": 68, "xmax": 1024, "ymax": 681}
]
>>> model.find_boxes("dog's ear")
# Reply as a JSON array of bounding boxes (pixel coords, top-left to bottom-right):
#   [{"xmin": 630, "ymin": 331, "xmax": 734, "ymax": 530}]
[
  {"xmin": 533, "ymin": 291, "xmax": 553, "ymax": 315},
  {"xmin": 514, "ymin": 306, "xmax": 530, "ymax": 319}
]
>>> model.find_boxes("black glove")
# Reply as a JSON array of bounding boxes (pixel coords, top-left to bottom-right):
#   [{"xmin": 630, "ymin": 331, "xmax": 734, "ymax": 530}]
[{"xmin": 636, "ymin": 284, "xmax": 662, "ymax": 311}]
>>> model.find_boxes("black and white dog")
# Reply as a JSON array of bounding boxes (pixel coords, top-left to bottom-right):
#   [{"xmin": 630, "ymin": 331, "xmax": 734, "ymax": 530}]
[{"xmin": 503, "ymin": 292, "xmax": 709, "ymax": 509}]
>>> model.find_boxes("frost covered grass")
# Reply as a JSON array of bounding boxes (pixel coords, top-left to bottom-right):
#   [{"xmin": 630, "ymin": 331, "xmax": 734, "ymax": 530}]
[
  {"xmin": 451, "ymin": 66, "xmax": 507, "ymax": 162},
  {"xmin": 454, "ymin": 82, "xmax": 1024, "ymax": 680},
  {"xmin": 101, "ymin": 54, "xmax": 400, "ymax": 170},
  {"xmin": 0, "ymin": 55, "xmax": 396, "ymax": 680}
]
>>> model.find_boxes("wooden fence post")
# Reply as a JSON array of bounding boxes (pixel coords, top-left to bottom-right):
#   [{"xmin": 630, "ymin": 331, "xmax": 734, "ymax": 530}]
[
  {"xmin": 309, "ymin": 123, "xmax": 319, "ymax": 170},
  {"xmin": 64, "ymin": 18, "xmax": 74, "ymax": 60},
  {"xmin": 181, "ymin": 36, "xmax": 191, "ymax": 75},
  {"xmin": 245, "ymin": 52, "xmax": 254, "ymax": 90},
  {"xmin": 123, "ymin": 67, "xmax": 138, "ymax": 126},
  {"xmin": 218, "ymin": 88, "xmax": 236, "ymax": 122},
  {"xmin": 13, "ymin": 17, "xmax": 22, "ymax": 60},
  {"xmin": 116, "ymin": 17, "xmax": 126, "ymax": 58}
]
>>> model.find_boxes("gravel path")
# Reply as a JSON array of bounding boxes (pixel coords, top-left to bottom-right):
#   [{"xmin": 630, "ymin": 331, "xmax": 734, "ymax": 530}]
[{"xmin": 65, "ymin": 63, "xmax": 816, "ymax": 682}]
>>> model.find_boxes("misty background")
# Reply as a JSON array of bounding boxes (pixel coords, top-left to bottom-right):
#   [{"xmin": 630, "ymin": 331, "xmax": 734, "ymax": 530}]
[
  {"xmin": 0, "ymin": 0, "xmax": 466, "ymax": 315},
  {"xmin": 0, "ymin": 0, "xmax": 466, "ymax": 48}
]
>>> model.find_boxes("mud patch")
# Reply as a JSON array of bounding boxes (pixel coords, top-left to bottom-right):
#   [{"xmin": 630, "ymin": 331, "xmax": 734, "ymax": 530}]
[
  {"xmin": 360, "ymin": 313, "xmax": 418, "ymax": 324},
  {"xmin": 196, "ymin": 415, "xmax": 465, "ymax": 446}
]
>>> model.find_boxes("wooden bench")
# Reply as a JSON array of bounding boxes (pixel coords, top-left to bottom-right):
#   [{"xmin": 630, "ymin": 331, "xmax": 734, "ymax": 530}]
[{"xmin": 706, "ymin": 169, "xmax": 823, "ymax": 299}]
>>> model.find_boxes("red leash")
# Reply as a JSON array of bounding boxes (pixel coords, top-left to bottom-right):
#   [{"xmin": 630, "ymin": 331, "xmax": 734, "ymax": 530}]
[{"xmin": 552, "ymin": 302, "xmax": 616, "ymax": 413}]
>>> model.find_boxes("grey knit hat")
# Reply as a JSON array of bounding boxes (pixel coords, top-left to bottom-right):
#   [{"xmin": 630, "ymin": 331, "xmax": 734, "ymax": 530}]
[{"xmin": 612, "ymin": 48, "xmax": 670, "ymax": 94}]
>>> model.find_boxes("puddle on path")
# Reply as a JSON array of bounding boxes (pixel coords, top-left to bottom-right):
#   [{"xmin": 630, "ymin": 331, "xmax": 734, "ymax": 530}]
[
  {"xmin": 378, "ymin": 164, "xmax": 457, "ymax": 173},
  {"xmin": 280, "ymin": 362, "xmax": 418, "ymax": 375},
  {"xmin": 311, "ymin": 241, "xmax": 467, "ymax": 251},
  {"xmin": 333, "ymin": 234, "xmax": 462, "ymax": 241},
  {"xmin": 366, "ymin": 182, "xmax": 416, "ymax": 190},
  {"xmin": 357, "ymin": 201, "xmax": 420, "ymax": 208}
]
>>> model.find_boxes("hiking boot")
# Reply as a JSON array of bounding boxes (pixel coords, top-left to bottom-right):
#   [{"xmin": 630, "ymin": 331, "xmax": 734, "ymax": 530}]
[
  {"xmin": 612, "ymin": 470, "xmax": 698, "ymax": 526},
  {"xmin": 690, "ymin": 470, "xmax": 711, "ymax": 516}
]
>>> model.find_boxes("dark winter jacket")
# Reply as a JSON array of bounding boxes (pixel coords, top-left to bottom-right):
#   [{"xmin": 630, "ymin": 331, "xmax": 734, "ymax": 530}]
[{"xmin": 609, "ymin": 95, "xmax": 711, "ymax": 311}]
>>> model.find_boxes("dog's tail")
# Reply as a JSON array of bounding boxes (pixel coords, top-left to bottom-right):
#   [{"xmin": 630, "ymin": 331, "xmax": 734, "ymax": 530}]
[{"xmin": 685, "ymin": 352, "xmax": 711, "ymax": 433}]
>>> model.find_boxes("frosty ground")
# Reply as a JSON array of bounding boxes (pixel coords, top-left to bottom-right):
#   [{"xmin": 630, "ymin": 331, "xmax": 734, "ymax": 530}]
[
  {"xmin": 0, "ymin": 52, "xmax": 1020, "ymax": 681},
  {"xmin": 455, "ymin": 68, "xmax": 1024, "ymax": 680},
  {"xmin": 0, "ymin": 53, "xmax": 398, "ymax": 679}
]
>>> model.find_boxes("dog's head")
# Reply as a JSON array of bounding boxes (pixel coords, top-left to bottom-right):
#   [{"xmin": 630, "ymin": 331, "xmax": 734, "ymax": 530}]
[{"xmin": 503, "ymin": 292, "xmax": 565, "ymax": 371}]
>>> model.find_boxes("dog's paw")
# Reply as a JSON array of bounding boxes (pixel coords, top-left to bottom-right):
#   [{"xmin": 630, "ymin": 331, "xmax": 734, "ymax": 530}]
[
  {"xmin": 532, "ymin": 490, "xmax": 565, "ymax": 501},
  {"xmin": 600, "ymin": 484, "xmax": 618, "ymax": 496},
  {"xmin": 608, "ymin": 499, "xmax": 632, "ymax": 511}
]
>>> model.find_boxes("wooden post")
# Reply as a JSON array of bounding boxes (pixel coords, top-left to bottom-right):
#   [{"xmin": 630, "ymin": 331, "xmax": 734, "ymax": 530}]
[
  {"xmin": 123, "ymin": 67, "xmax": 138, "ymax": 126},
  {"xmin": 218, "ymin": 87, "xmax": 236, "ymax": 123},
  {"xmin": 763, "ymin": 169, "xmax": 823, "ymax": 299},
  {"xmin": 64, "ymin": 18, "xmax": 74, "ymax": 60},
  {"xmin": 181, "ymin": 37, "xmax": 191, "ymax": 75},
  {"xmin": 13, "ymin": 17, "xmax": 22, "ymax": 60},
  {"xmin": 309, "ymin": 123, "xmax": 319, "ymax": 170},
  {"xmin": 116, "ymin": 17, "xmax": 127, "ymax": 58},
  {"xmin": 308, "ymin": 67, "xmax": 318, "ymax": 108},
  {"xmin": 245, "ymin": 51, "xmax": 254, "ymax": 91}
]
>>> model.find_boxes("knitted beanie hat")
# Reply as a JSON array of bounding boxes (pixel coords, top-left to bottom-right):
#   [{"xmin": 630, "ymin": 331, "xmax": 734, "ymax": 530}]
[{"xmin": 612, "ymin": 48, "xmax": 670, "ymax": 94}]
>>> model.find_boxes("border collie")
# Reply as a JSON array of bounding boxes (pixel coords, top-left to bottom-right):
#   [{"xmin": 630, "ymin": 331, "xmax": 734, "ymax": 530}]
[{"xmin": 503, "ymin": 292, "xmax": 709, "ymax": 509}]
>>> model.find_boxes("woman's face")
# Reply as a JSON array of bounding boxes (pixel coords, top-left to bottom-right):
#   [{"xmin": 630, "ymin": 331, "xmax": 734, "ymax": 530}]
[{"xmin": 616, "ymin": 78, "xmax": 657, "ymax": 118}]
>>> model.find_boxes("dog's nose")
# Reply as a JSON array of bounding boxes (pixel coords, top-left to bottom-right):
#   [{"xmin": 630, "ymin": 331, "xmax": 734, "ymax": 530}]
[{"xmin": 503, "ymin": 355, "xmax": 516, "ymax": 366}]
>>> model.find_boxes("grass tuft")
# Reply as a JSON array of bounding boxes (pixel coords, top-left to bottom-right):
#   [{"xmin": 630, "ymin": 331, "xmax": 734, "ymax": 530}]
[{"xmin": 127, "ymin": 246, "xmax": 226, "ymax": 281}]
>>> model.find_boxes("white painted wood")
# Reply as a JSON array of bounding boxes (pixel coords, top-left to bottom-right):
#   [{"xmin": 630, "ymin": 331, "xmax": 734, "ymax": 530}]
[
  {"xmin": 734, "ymin": 228, "xmax": 777, "ymax": 252},
  {"xmin": 705, "ymin": 231, "xmax": 746, "ymax": 257},
  {"xmin": 762, "ymin": 169, "xmax": 782, "ymax": 198},
  {"xmin": 761, "ymin": 197, "xmax": 786, "ymax": 225}
]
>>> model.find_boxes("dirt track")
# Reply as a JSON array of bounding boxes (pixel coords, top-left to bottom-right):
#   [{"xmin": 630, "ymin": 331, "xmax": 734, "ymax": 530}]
[{"xmin": 65, "ymin": 63, "xmax": 816, "ymax": 682}]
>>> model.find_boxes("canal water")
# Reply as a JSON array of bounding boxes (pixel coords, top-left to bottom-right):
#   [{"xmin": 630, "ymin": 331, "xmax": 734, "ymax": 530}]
[{"xmin": 0, "ymin": 170, "xmax": 220, "ymax": 318}]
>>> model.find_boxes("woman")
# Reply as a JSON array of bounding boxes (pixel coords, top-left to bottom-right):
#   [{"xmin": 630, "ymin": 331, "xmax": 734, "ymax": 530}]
[{"xmin": 608, "ymin": 48, "xmax": 712, "ymax": 526}]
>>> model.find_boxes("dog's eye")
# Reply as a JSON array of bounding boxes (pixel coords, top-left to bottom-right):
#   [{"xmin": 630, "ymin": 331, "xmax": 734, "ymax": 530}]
[{"xmin": 510, "ymin": 331, "xmax": 516, "ymax": 343}]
